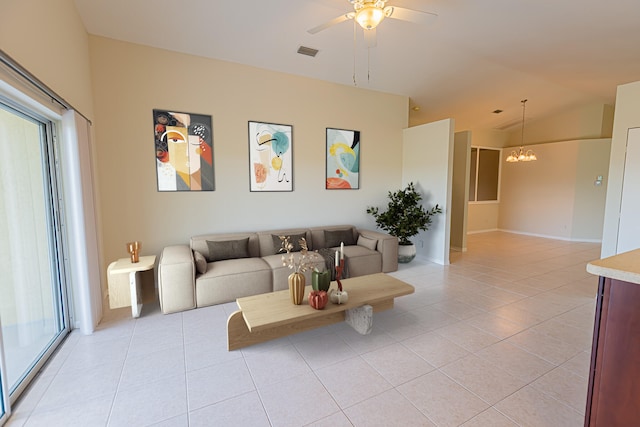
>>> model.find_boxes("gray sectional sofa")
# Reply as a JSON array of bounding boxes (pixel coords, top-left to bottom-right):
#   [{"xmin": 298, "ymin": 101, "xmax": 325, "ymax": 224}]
[{"xmin": 157, "ymin": 225, "xmax": 398, "ymax": 314}]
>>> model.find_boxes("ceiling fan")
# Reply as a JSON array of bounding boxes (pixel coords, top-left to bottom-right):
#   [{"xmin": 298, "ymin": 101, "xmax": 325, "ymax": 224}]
[{"xmin": 307, "ymin": 0, "xmax": 437, "ymax": 35}]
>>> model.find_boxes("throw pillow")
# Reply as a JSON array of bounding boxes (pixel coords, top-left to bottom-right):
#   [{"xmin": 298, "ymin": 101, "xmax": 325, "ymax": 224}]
[
  {"xmin": 206, "ymin": 238, "xmax": 250, "ymax": 261},
  {"xmin": 324, "ymin": 229, "xmax": 356, "ymax": 248},
  {"xmin": 272, "ymin": 233, "xmax": 306, "ymax": 254},
  {"xmin": 193, "ymin": 250, "xmax": 207, "ymax": 274},
  {"xmin": 357, "ymin": 235, "xmax": 377, "ymax": 251}
]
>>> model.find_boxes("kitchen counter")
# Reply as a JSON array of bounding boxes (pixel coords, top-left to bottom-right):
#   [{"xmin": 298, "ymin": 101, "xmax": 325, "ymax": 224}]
[
  {"xmin": 584, "ymin": 248, "xmax": 640, "ymax": 426},
  {"xmin": 586, "ymin": 248, "xmax": 640, "ymax": 284}
]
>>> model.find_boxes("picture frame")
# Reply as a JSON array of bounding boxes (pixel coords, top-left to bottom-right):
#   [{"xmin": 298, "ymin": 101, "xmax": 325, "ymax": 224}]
[
  {"xmin": 248, "ymin": 121, "xmax": 293, "ymax": 192},
  {"xmin": 326, "ymin": 127, "xmax": 360, "ymax": 190},
  {"xmin": 153, "ymin": 109, "xmax": 214, "ymax": 191}
]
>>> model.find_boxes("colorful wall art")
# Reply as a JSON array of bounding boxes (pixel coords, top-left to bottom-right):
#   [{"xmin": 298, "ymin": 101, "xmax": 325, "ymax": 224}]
[
  {"xmin": 153, "ymin": 110, "xmax": 214, "ymax": 191},
  {"xmin": 248, "ymin": 121, "xmax": 293, "ymax": 192},
  {"xmin": 326, "ymin": 128, "xmax": 360, "ymax": 190}
]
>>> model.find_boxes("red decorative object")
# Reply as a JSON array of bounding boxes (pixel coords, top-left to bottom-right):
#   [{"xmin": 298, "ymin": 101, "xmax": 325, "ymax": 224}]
[
  {"xmin": 336, "ymin": 259, "xmax": 344, "ymax": 292},
  {"xmin": 308, "ymin": 291, "xmax": 328, "ymax": 310}
]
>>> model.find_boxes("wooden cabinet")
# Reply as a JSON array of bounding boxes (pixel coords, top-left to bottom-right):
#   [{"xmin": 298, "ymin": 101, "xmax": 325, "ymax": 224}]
[{"xmin": 585, "ymin": 276, "xmax": 640, "ymax": 426}]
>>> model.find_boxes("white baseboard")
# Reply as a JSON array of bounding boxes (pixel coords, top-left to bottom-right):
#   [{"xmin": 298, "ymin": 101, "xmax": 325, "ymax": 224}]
[
  {"xmin": 497, "ymin": 228, "xmax": 602, "ymax": 243},
  {"xmin": 450, "ymin": 246, "xmax": 467, "ymax": 252},
  {"xmin": 466, "ymin": 228, "xmax": 499, "ymax": 235}
]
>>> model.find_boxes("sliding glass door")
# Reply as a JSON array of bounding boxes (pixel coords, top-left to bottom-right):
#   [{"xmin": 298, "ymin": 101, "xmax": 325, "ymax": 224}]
[
  {"xmin": 0, "ymin": 353, "xmax": 5, "ymax": 424},
  {"xmin": 0, "ymin": 100, "xmax": 69, "ymax": 410}
]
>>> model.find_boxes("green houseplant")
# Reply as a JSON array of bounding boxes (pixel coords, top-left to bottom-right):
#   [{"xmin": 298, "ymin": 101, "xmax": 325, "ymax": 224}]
[{"xmin": 366, "ymin": 182, "xmax": 442, "ymax": 263}]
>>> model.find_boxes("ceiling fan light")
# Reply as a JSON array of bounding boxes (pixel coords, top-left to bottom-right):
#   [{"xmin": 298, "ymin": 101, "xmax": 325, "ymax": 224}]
[{"xmin": 355, "ymin": 5, "xmax": 385, "ymax": 30}]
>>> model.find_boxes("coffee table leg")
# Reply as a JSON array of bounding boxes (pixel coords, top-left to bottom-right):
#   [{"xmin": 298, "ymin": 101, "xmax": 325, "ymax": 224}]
[
  {"xmin": 227, "ymin": 309, "xmax": 346, "ymax": 351},
  {"xmin": 345, "ymin": 305, "xmax": 373, "ymax": 334},
  {"xmin": 129, "ymin": 271, "xmax": 142, "ymax": 318},
  {"xmin": 227, "ymin": 310, "xmax": 251, "ymax": 351}
]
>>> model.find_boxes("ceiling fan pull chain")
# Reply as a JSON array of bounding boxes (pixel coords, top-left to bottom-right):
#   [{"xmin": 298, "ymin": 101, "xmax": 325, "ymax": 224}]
[
  {"xmin": 353, "ymin": 20, "xmax": 357, "ymax": 86},
  {"xmin": 367, "ymin": 46, "xmax": 371, "ymax": 83}
]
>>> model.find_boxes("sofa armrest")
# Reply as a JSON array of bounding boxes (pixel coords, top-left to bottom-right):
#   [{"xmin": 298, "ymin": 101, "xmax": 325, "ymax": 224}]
[
  {"xmin": 158, "ymin": 245, "xmax": 197, "ymax": 314},
  {"xmin": 357, "ymin": 229, "xmax": 398, "ymax": 273}
]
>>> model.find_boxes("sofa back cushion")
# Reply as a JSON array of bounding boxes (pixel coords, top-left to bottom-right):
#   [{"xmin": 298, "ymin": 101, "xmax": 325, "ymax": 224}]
[
  {"xmin": 258, "ymin": 229, "xmax": 312, "ymax": 256},
  {"xmin": 191, "ymin": 233, "xmax": 260, "ymax": 262},
  {"xmin": 206, "ymin": 238, "xmax": 250, "ymax": 261},
  {"xmin": 310, "ymin": 225, "xmax": 358, "ymax": 249},
  {"xmin": 270, "ymin": 233, "xmax": 307, "ymax": 254}
]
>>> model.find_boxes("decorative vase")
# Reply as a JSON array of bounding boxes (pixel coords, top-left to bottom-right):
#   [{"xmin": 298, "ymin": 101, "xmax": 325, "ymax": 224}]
[
  {"xmin": 288, "ymin": 272, "xmax": 305, "ymax": 305},
  {"xmin": 311, "ymin": 270, "xmax": 331, "ymax": 292},
  {"xmin": 126, "ymin": 241, "xmax": 141, "ymax": 263},
  {"xmin": 329, "ymin": 289, "xmax": 349, "ymax": 304},
  {"xmin": 398, "ymin": 243, "xmax": 416, "ymax": 263},
  {"xmin": 308, "ymin": 291, "xmax": 328, "ymax": 310}
]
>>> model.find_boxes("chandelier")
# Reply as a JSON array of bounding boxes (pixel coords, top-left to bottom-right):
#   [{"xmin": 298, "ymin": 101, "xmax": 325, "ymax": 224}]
[{"xmin": 506, "ymin": 99, "xmax": 537, "ymax": 163}]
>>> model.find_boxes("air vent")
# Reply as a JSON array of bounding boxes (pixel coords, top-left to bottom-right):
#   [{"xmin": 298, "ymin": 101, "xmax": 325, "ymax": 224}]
[
  {"xmin": 492, "ymin": 109, "xmax": 503, "ymax": 114},
  {"xmin": 297, "ymin": 46, "xmax": 319, "ymax": 57}
]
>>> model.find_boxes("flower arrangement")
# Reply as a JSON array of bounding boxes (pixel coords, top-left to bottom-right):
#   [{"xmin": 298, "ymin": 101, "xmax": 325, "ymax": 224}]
[{"xmin": 279, "ymin": 236, "xmax": 319, "ymax": 273}]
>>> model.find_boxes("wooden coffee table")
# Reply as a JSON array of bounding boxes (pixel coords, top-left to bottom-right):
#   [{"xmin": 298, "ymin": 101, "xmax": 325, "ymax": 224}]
[{"xmin": 226, "ymin": 272, "xmax": 414, "ymax": 350}]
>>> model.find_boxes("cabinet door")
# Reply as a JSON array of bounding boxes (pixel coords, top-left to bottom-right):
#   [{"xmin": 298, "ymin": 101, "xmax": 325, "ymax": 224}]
[{"xmin": 588, "ymin": 278, "xmax": 640, "ymax": 425}]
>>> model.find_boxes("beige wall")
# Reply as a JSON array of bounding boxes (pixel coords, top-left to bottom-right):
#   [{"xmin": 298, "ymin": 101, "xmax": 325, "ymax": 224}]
[
  {"xmin": 571, "ymin": 139, "xmax": 611, "ymax": 240},
  {"xmin": 467, "ymin": 203, "xmax": 500, "ymax": 233},
  {"xmin": 451, "ymin": 131, "xmax": 470, "ymax": 250},
  {"xmin": 465, "ymin": 109, "xmax": 612, "ymax": 239},
  {"xmin": 506, "ymin": 102, "xmax": 614, "ymax": 147},
  {"xmin": 499, "ymin": 139, "xmax": 610, "ymax": 241},
  {"xmin": 1, "ymin": 0, "xmax": 94, "ymax": 119},
  {"xmin": 471, "ymin": 129, "xmax": 510, "ymax": 148},
  {"xmin": 89, "ymin": 36, "xmax": 408, "ymax": 269},
  {"xmin": 602, "ymin": 80, "xmax": 640, "ymax": 256}
]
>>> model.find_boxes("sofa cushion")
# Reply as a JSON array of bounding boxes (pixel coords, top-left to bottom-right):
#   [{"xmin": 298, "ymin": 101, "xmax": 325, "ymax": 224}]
[
  {"xmin": 195, "ymin": 258, "xmax": 272, "ymax": 306},
  {"xmin": 343, "ymin": 245, "xmax": 382, "ymax": 277},
  {"xmin": 206, "ymin": 238, "xmax": 250, "ymax": 261},
  {"xmin": 271, "ymin": 233, "xmax": 306, "ymax": 254},
  {"xmin": 357, "ymin": 235, "xmax": 377, "ymax": 251},
  {"xmin": 193, "ymin": 250, "xmax": 207, "ymax": 274},
  {"xmin": 324, "ymin": 228, "xmax": 356, "ymax": 247}
]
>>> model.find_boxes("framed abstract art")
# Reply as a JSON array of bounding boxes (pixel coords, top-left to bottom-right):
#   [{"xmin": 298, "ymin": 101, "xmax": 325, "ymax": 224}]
[
  {"xmin": 153, "ymin": 109, "xmax": 214, "ymax": 191},
  {"xmin": 248, "ymin": 121, "xmax": 293, "ymax": 192},
  {"xmin": 326, "ymin": 127, "xmax": 360, "ymax": 189}
]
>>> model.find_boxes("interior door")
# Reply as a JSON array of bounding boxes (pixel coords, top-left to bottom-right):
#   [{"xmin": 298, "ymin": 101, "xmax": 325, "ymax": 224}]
[{"xmin": 617, "ymin": 127, "xmax": 640, "ymax": 253}]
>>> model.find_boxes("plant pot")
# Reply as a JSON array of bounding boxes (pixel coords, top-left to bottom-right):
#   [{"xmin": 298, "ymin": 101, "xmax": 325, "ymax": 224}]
[
  {"xmin": 288, "ymin": 272, "xmax": 305, "ymax": 305},
  {"xmin": 398, "ymin": 243, "xmax": 416, "ymax": 263},
  {"xmin": 311, "ymin": 270, "xmax": 331, "ymax": 292},
  {"xmin": 308, "ymin": 290, "xmax": 328, "ymax": 310}
]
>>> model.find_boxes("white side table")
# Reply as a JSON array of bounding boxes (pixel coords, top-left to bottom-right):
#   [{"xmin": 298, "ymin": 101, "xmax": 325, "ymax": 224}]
[{"xmin": 109, "ymin": 255, "xmax": 156, "ymax": 318}]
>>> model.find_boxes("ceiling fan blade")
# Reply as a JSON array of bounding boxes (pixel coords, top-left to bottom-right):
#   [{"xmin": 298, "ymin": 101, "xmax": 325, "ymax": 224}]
[
  {"xmin": 364, "ymin": 28, "xmax": 377, "ymax": 48},
  {"xmin": 385, "ymin": 6, "xmax": 437, "ymax": 26},
  {"xmin": 307, "ymin": 13, "xmax": 354, "ymax": 34}
]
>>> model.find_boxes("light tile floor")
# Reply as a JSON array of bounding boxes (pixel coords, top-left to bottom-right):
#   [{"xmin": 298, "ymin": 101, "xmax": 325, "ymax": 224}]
[{"xmin": 6, "ymin": 232, "xmax": 600, "ymax": 426}]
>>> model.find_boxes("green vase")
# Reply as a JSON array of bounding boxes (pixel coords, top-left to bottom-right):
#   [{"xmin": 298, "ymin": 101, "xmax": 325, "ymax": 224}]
[{"xmin": 311, "ymin": 270, "xmax": 330, "ymax": 292}]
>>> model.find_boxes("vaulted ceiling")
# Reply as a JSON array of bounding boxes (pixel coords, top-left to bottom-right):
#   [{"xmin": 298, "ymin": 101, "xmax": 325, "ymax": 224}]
[{"xmin": 74, "ymin": 0, "xmax": 640, "ymax": 131}]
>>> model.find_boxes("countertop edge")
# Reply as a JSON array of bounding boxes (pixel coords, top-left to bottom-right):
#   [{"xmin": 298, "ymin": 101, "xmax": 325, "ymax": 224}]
[{"xmin": 586, "ymin": 249, "xmax": 640, "ymax": 285}]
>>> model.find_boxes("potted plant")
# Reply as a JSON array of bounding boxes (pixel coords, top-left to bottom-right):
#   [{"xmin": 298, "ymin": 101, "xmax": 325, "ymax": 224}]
[{"xmin": 366, "ymin": 182, "xmax": 442, "ymax": 263}]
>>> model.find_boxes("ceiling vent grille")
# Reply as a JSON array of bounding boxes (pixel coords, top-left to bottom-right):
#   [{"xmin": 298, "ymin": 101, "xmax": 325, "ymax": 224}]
[{"xmin": 297, "ymin": 46, "xmax": 319, "ymax": 57}]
